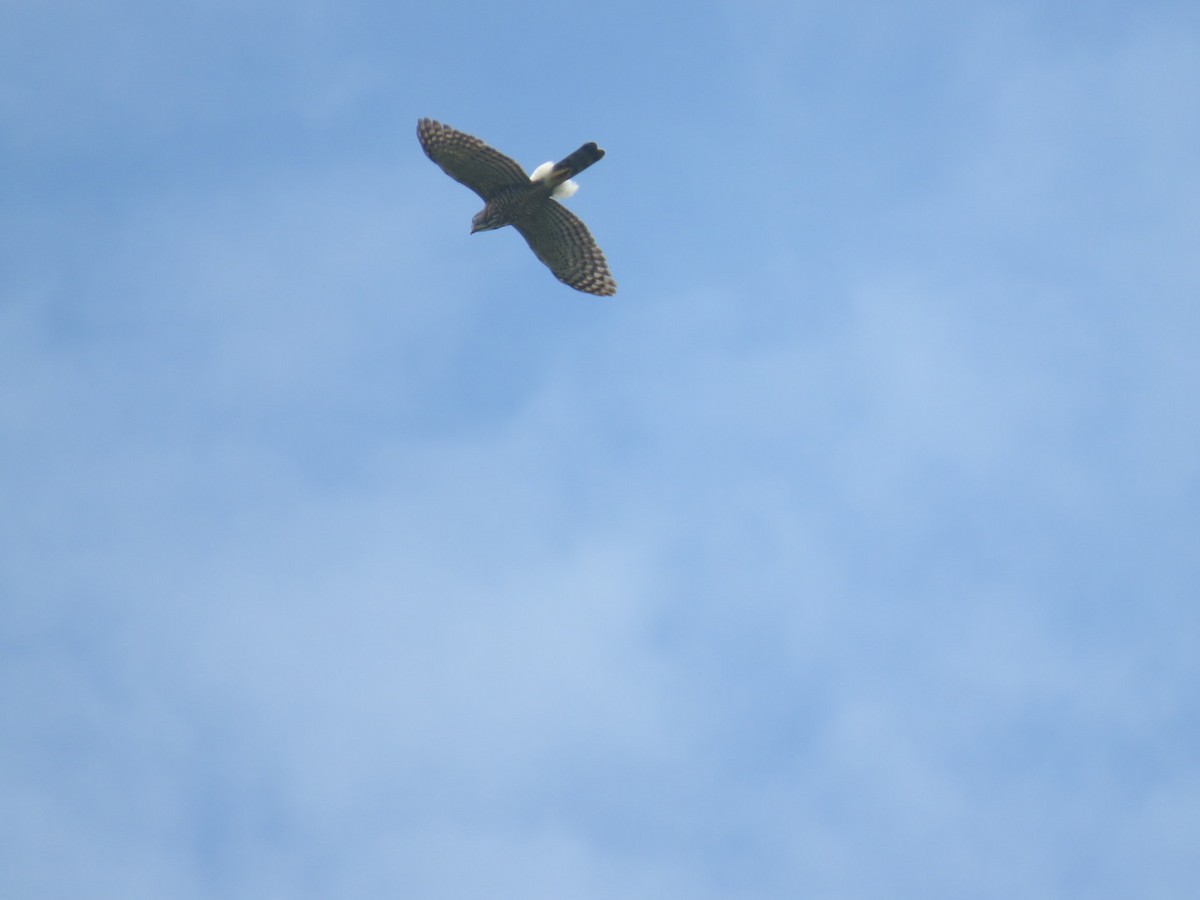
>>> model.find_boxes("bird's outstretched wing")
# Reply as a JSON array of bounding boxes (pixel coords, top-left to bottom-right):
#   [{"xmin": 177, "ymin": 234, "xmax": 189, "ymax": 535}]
[
  {"xmin": 416, "ymin": 119, "xmax": 529, "ymax": 201},
  {"xmin": 514, "ymin": 201, "xmax": 617, "ymax": 297}
]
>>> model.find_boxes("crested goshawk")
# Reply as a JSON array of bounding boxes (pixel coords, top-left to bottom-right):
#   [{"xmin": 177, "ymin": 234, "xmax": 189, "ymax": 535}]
[{"xmin": 417, "ymin": 118, "xmax": 616, "ymax": 296}]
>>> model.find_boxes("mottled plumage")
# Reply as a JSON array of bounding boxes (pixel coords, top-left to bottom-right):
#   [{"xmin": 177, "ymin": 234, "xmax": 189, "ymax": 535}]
[{"xmin": 417, "ymin": 118, "xmax": 616, "ymax": 296}]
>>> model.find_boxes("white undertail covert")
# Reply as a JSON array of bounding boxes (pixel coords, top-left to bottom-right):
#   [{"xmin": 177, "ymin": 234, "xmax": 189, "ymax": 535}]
[{"xmin": 530, "ymin": 162, "xmax": 579, "ymax": 199}]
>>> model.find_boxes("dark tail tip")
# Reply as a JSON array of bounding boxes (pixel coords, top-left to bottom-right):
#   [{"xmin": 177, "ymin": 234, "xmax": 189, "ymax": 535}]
[{"xmin": 555, "ymin": 142, "xmax": 606, "ymax": 178}]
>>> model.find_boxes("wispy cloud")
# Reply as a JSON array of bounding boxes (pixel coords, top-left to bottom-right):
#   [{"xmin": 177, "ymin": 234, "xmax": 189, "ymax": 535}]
[{"xmin": 3, "ymin": 1, "xmax": 1198, "ymax": 897}]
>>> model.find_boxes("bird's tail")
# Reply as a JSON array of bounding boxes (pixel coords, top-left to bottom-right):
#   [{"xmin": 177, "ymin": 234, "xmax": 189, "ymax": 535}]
[
  {"xmin": 530, "ymin": 142, "xmax": 605, "ymax": 199},
  {"xmin": 554, "ymin": 142, "xmax": 605, "ymax": 180}
]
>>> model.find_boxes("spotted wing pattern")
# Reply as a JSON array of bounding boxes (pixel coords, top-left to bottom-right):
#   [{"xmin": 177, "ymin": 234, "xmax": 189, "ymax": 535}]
[
  {"xmin": 416, "ymin": 119, "xmax": 528, "ymax": 200},
  {"xmin": 514, "ymin": 201, "xmax": 617, "ymax": 297}
]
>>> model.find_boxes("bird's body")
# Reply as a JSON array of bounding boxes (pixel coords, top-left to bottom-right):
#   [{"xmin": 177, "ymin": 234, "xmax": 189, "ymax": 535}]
[{"xmin": 417, "ymin": 119, "xmax": 616, "ymax": 296}]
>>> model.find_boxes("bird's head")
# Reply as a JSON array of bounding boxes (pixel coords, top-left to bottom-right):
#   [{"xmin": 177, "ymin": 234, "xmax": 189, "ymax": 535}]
[{"xmin": 470, "ymin": 206, "xmax": 504, "ymax": 234}]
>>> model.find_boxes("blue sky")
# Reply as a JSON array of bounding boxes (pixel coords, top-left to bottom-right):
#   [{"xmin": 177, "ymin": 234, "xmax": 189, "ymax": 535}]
[{"xmin": 3, "ymin": 0, "xmax": 1199, "ymax": 897}]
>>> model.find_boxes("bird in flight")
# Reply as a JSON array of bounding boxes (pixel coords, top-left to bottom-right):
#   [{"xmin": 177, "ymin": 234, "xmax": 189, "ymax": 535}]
[{"xmin": 417, "ymin": 118, "xmax": 617, "ymax": 296}]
